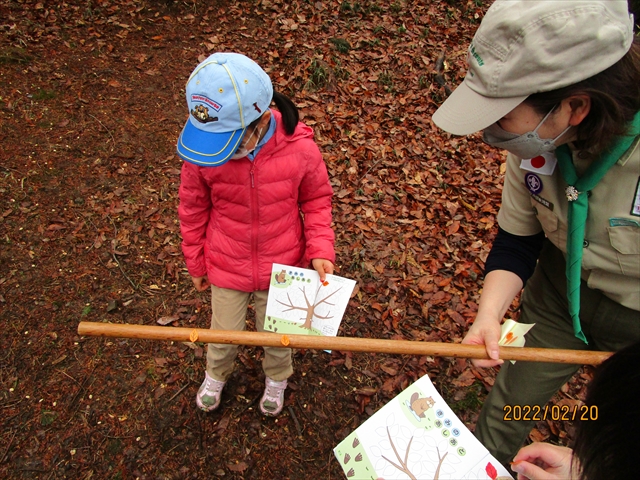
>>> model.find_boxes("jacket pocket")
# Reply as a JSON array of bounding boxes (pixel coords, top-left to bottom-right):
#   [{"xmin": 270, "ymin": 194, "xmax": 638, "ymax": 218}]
[
  {"xmin": 607, "ymin": 225, "xmax": 640, "ymax": 276},
  {"xmin": 532, "ymin": 200, "xmax": 566, "ymax": 251}
]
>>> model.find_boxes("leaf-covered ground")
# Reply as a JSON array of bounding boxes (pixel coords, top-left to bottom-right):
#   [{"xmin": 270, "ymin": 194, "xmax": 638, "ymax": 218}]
[{"xmin": 1, "ymin": 0, "xmax": 593, "ymax": 478}]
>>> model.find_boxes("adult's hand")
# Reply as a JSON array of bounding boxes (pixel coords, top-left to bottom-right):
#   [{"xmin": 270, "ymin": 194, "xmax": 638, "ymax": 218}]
[
  {"xmin": 462, "ymin": 313, "xmax": 504, "ymax": 368},
  {"xmin": 462, "ymin": 270, "xmax": 523, "ymax": 368},
  {"xmin": 511, "ymin": 443, "xmax": 575, "ymax": 480}
]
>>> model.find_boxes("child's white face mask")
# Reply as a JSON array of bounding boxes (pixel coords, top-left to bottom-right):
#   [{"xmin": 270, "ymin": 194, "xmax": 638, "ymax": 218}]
[{"xmin": 230, "ymin": 127, "xmax": 262, "ymax": 160}]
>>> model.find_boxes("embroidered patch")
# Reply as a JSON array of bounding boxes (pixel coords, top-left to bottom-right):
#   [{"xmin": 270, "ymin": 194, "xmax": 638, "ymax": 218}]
[
  {"xmin": 191, "ymin": 94, "xmax": 221, "ymax": 111},
  {"xmin": 531, "ymin": 193, "xmax": 554, "ymax": 211},
  {"xmin": 191, "ymin": 105, "xmax": 218, "ymax": 123},
  {"xmin": 632, "ymin": 177, "xmax": 640, "ymax": 217},
  {"xmin": 190, "ymin": 94, "xmax": 221, "ymax": 124},
  {"xmin": 520, "ymin": 152, "xmax": 557, "ymax": 176},
  {"xmin": 609, "ymin": 217, "xmax": 640, "ymax": 227},
  {"xmin": 525, "ymin": 172, "xmax": 543, "ymax": 195}
]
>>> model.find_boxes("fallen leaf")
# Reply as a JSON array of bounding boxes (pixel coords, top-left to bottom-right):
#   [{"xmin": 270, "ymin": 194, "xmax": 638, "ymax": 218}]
[{"xmin": 157, "ymin": 315, "xmax": 179, "ymax": 325}]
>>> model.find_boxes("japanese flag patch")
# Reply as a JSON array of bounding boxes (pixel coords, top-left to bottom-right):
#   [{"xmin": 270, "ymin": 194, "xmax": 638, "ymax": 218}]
[{"xmin": 520, "ymin": 152, "xmax": 557, "ymax": 176}]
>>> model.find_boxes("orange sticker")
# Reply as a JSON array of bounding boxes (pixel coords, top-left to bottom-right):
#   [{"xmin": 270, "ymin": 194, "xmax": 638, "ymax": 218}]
[
  {"xmin": 189, "ymin": 329, "xmax": 199, "ymax": 342},
  {"xmin": 281, "ymin": 335, "xmax": 290, "ymax": 346},
  {"xmin": 322, "ymin": 281, "xmax": 329, "ymax": 286}
]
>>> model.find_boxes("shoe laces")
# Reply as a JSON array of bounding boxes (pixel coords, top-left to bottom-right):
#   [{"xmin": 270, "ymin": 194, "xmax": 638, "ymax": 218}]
[
  {"xmin": 264, "ymin": 378, "xmax": 287, "ymax": 399},
  {"xmin": 203, "ymin": 375, "xmax": 224, "ymax": 395}
]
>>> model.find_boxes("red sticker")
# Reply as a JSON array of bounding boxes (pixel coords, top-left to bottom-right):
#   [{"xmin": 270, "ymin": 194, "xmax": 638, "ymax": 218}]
[
  {"xmin": 485, "ymin": 462, "xmax": 498, "ymax": 480},
  {"xmin": 531, "ymin": 156, "xmax": 546, "ymax": 169}
]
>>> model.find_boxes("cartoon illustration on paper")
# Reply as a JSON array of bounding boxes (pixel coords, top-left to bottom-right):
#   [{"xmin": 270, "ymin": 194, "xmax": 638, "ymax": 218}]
[
  {"xmin": 405, "ymin": 393, "xmax": 436, "ymax": 421},
  {"xmin": 265, "ymin": 263, "xmax": 356, "ymax": 337},
  {"xmin": 334, "ymin": 374, "xmax": 513, "ymax": 480}
]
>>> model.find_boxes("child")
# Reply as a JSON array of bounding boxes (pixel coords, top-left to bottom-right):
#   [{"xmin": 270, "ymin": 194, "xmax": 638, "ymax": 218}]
[
  {"xmin": 176, "ymin": 52, "xmax": 335, "ymax": 416},
  {"xmin": 511, "ymin": 340, "xmax": 640, "ymax": 479}
]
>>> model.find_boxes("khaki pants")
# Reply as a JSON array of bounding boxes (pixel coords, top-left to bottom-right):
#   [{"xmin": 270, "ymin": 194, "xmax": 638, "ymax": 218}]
[
  {"xmin": 475, "ymin": 240, "xmax": 640, "ymax": 465},
  {"xmin": 206, "ymin": 285, "xmax": 293, "ymax": 382}
]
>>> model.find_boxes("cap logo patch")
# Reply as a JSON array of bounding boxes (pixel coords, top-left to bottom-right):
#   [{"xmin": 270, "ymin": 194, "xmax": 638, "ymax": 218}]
[
  {"xmin": 191, "ymin": 94, "xmax": 222, "ymax": 111},
  {"xmin": 253, "ymin": 102, "xmax": 262, "ymax": 113},
  {"xmin": 469, "ymin": 43, "xmax": 484, "ymax": 66},
  {"xmin": 191, "ymin": 105, "xmax": 218, "ymax": 124}
]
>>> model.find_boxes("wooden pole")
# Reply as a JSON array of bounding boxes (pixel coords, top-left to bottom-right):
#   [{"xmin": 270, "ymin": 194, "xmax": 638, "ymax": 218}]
[{"xmin": 77, "ymin": 321, "xmax": 612, "ymax": 365}]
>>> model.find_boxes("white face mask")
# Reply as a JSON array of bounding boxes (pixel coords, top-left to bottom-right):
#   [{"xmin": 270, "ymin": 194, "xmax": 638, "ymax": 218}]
[
  {"xmin": 482, "ymin": 107, "xmax": 572, "ymax": 159},
  {"xmin": 230, "ymin": 126, "xmax": 262, "ymax": 160}
]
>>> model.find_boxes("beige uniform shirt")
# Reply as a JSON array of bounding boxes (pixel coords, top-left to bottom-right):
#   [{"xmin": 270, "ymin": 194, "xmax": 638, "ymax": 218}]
[{"xmin": 497, "ymin": 137, "xmax": 640, "ymax": 311}]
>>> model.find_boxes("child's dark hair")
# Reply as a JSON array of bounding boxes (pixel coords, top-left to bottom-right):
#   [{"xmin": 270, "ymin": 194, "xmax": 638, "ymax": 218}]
[
  {"xmin": 272, "ymin": 90, "xmax": 299, "ymax": 135},
  {"xmin": 571, "ymin": 340, "xmax": 640, "ymax": 479},
  {"xmin": 247, "ymin": 90, "xmax": 300, "ymax": 136}
]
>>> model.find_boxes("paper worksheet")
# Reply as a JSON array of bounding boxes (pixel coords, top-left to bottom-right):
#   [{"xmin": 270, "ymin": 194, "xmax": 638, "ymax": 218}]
[
  {"xmin": 334, "ymin": 373, "xmax": 513, "ymax": 480},
  {"xmin": 264, "ymin": 263, "xmax": 356, "ymax": 337}
]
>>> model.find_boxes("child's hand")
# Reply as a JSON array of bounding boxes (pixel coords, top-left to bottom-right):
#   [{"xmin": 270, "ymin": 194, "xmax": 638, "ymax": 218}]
[
  {"xmin": 191, "ymin": 276, "xmax": 211, "ymax": 291},
  {"xmin": 511, "ymin": 443, "xmax": 575, "ymax": 480},
  {"xmin": 311, "ymin": 258, "xmax": 334, "ymax": 282}
]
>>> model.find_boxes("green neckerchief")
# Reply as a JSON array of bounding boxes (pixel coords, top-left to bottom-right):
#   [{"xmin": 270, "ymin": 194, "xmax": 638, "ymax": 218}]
[{"xmin": 555, "ymin": 111, "xmax": 640, "ymax": 344}]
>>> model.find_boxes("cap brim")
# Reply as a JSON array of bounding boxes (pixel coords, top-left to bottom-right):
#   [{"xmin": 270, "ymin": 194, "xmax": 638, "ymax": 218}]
[
  {"xmin": 432, "ymin": 79, "xmax": 527, "ymax": 136},
  {"xmin": 176, "ymin": 118, "xmax": 246, "ymax": 166}
]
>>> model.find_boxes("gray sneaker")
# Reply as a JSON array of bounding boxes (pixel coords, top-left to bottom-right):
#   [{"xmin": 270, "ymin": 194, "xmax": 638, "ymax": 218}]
[
  {"xmin": 259, "ymin": 377, "xmax": 287, "ymax": 416},
  {"xmin": 196, "ymin": 372, "xmax": 226, "ymax": 412}
]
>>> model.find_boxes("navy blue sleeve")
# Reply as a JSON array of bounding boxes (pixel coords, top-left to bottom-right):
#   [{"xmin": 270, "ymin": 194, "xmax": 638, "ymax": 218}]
[{"xmin": 484, "ymin": 227, "xmax": 545, "ymax": 285}]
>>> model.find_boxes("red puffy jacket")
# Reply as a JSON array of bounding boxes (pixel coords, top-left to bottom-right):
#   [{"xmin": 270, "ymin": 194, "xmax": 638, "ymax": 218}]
[{"xmin": 178, "ymin": 110, "xmax": 335, "ymax": 292}]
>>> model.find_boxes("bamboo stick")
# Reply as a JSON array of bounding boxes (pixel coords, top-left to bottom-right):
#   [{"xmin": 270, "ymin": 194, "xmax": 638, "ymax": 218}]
[{"xmin": 77, "ymin": 321, "xmax": 612, "ymax": 365}]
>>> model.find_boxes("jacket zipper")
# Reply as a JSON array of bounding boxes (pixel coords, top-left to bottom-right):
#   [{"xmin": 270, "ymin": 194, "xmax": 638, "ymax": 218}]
[{"xmin": 250, "ymin": 163, "xmax": 260, "ymax": 290}]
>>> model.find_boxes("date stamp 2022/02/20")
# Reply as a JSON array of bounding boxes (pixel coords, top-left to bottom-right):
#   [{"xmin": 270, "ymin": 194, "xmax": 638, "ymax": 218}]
[{"xmin": 503, "ymin": 404, "xmax": 598, "ymax": 422}]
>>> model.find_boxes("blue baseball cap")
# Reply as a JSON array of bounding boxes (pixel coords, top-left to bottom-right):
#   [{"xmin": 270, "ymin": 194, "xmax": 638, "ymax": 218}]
[{"xmin": 177, "ymin": 52, "xmax": 273, "ymax": 166}]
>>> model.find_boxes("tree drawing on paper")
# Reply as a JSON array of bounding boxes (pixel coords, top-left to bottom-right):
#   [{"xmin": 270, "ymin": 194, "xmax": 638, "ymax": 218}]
[
  {"xmin": 334, "ymin": 375, "xmax": 515, "ymax": 480},
  {"xmin": 275, "ymin": 283, "xmax": 343, "ymax": 330},
  {"xmin": 381, "ymin": 426, "xmax": 449, "ymax": 480},
  {"xmin": 369, "ymin": 414, "xmax": 462, "ymax": 480},
  {"xmin": 381, "ymin": 425, "xmax": 418, "ymax": 480}
]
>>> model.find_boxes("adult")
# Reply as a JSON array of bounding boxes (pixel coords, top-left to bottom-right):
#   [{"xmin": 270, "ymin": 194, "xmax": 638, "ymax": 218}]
[{"xmin": 432, "ymin": 0, "xmax": 640, "ymax": 465}]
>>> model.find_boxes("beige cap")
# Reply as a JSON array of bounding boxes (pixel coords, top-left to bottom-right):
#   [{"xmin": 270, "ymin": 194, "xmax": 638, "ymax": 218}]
[{"xmin": 432, "ymin": 0, "xmax": 635, "ymax": 135}]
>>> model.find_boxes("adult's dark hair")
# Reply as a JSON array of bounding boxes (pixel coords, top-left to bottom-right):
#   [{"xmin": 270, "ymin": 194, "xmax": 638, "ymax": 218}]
[
  {"xmin": 571, "ymin": 340, "xmax": 640, "ymax": 480},
  {"xmin": 629, "ymin": 0, "xmax": 640, "ymax": 29},
  {"xmin": 525, "ymin": 37, "xmax": 640, "ymax": 157}
]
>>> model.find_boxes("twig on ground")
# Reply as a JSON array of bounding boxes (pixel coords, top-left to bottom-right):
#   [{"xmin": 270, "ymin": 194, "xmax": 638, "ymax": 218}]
[
  {"xmin": 295, "ymin": 396, "xmax": 312, "ymax": 421},
  {"xmin": 111, "ymin": 253, "xmax": 139, "ymax": 290},
  {"xmin": 1, "ymin": 429, "xmax": 17, "ymax": 463},
  {"xmin": 166, "ymin": 383, "xmax": 190, "ymax": 404},
  {"xmin": 88, "ymin": 113, "xmax": 116, "ymax": 149},
  {"xmin": 234, "ymin": 392, "xmax": 261, "ymax": 418},
  {"xmin": 288, "ymin": 406, "xmax": 303, "ymax": 437},
  {"xmin": 434, "ymin": 51, "xmax": 453, "ymax": 96},
  {"xmin": 64, "ymin": 368, "xmax": 96, "ymax": 426}
]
